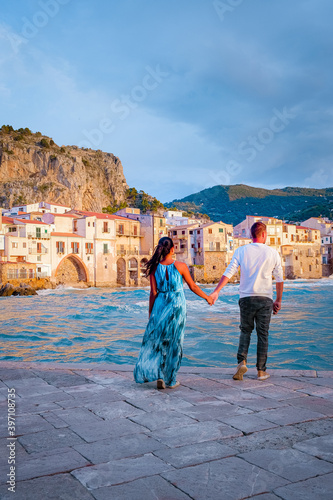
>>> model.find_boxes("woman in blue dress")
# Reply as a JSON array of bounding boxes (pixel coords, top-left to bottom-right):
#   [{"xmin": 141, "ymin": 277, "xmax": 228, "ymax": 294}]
[{"xmin": 134, "ymin": 236, "xmax": 213, "ymax": 389}]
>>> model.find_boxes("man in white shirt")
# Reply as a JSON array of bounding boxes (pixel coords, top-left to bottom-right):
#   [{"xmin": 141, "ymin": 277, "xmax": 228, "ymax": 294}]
[{"xmin": 210, "ymin": 222, "xmax": 284, "ymax": 381}]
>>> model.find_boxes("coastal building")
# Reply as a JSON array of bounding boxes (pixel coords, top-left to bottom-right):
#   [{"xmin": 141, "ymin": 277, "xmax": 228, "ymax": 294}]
[
  {"xmin": 5, "ymin": 201, "xmax": 71, "ymax": 217},
  {"xmin": 115, "ymin": 207, "xmax": 168, "ymax": 255},
  {"xmin": 0, "ymin": 214, "xmax": 51, "ymax": 281},
  {"xmin": 163, "ymin": 210, "xmax": 208, "ymax": 228},
  {"xmin": 234, "ymin": 216, "xmax": 284, "ymax": 250},
  {"xmin": 191, "ymin": 221, "xmax": 234, "ymax": 282},
  {"xmin": 301, "ymin": 217, "xmax": 333, "ymax": 237},
  {"xmin": 321, "ymin": 233, "xmax": 333, "ymax": 277},
  {"xmin": 168, "ymin": 223, "xmax": 198, "ymax": 265},
  {"xmin": 67, "ymin": 209, "xmax": 151, "ymax": 286}
]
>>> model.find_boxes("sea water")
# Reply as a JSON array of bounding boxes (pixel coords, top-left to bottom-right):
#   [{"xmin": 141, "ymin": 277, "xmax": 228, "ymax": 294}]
[{"xmin": 0, "ymin": 278, "xmax": 332, "ymax": 370}]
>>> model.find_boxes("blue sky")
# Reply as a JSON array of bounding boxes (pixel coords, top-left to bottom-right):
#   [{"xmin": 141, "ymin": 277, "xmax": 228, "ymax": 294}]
[{"xmin": 1, "ymin": 0, "xmax": 332, "ymax": 202}]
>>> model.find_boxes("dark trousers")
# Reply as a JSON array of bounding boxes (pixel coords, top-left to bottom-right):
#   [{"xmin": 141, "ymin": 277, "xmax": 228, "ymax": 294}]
[{"xmin": 237, "ymin": 296, "xmax": 273, "ymax": 372}]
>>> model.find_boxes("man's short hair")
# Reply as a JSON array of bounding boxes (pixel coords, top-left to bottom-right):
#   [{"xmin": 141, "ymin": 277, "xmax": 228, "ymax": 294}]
[{"xmin": 251, "ymin": 221, "xmax": 266, "ymax": 239}]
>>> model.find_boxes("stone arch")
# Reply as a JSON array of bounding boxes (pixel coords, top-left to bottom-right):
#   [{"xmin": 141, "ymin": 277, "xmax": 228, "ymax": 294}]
[
  {"xmin": 129, "ymin": 257, "xmax": 138, "ymax": 284},
  {"xmin": 140, "ymin": 258, "xmax": 148, "ymax": 276},
  {"xmin": 117, "ymin": 258, "xmax": 126, "ymax": 285},
  {"xmin": 140, "ymin": 258, "xmax": 149, "ymax": 285},
  {"xmin": 55, "ymin": 254, "xmax": 88, "ymax": 284}
]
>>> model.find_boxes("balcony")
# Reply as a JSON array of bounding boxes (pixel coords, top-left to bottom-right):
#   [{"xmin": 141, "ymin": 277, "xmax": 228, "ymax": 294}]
[
  {"xmin": 27, "ymin": 231, "xmax": 51, "ymax": 239},
  {"xmin": 116, "ymin": 248, "xmax": 146, "ymax": 256},
  {"xmin": 28, "ymin": 247, "xmax": 48, "ymax": 255},
  {"xmin": 116, "ymin": 231, "xmax": 142, "ymax": 237}
]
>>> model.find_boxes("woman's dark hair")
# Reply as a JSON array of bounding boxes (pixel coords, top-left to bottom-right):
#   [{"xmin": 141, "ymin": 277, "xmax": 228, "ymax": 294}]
[{"xmin": 145, "ymin": 237, "xmax": 174, "ymax": 277}]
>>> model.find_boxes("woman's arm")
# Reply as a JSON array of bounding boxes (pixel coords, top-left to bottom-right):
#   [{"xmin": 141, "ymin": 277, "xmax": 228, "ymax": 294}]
[
  {"xmin": 176, "ymin": 262, "xmax": 213, "ymax": 305},
  {"xmin": 149, "ymin": 273, "xmax": 158, "ymax": 317}
]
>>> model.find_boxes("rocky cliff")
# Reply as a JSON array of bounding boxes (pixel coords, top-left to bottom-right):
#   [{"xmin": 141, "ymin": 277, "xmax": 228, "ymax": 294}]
[{"xmin": 0, "ymin": 127, "xmax": 128, "ymax": 211}]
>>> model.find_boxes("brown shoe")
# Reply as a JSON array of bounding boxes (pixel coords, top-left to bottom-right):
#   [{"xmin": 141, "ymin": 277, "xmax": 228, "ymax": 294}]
[
  {"xmin": 157, "ymin": 379, "xmax": 166, "ymax": 389},
  {"xmin": 167, "ymin": 381, "xmax": 180, "ymax": 389},
  {"xmin": 233, "ymin": 361, "xmax": 248, "ymax": 381},
  {"xmin": 257, "ymin": 371, "xmax": 270, "ymax": 381}
]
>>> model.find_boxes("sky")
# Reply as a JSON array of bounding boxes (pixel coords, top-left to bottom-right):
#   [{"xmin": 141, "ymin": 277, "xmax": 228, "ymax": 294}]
[{"xmin": 0, "ymin": 0, "xmax": 333, "ymax": 202}]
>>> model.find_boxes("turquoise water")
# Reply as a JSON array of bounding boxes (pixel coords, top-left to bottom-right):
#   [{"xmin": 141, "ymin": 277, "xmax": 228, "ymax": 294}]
[{"xmin": 0, "ymin": 279, "xmax": 332, "ymax": 370}]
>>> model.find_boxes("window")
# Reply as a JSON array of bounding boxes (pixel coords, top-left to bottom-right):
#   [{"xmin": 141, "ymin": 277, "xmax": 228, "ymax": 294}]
[
  {"xmin": 103, "ymin": 222, "xmax": 109, "ymax": 233},
  {"xmin": 309, "ymin": 265, "xmax": 312, "ymax": 272},
  {"xmin": 160, "ymin": 219, "xmax": 163, "ymax": 227},
  {"xmin": 291, "ymin": 235, "xmax": 294, "ymax": 241},
  {"xmin": 277, "ymin": 238, "xmax": 281, "ymax": 245},
  {"xmin": 182, "ymin": 230, "xmax": 185, "ymax": 235},
  {"xmin": 216, "ymin": 242, "xmax": 220, "ymax": 251},
  {"xmin": 213, "ymin": 266, "xmax": 216, "ymax": 270},
  {"xmin": 189, "ymin": 230, "xmax": 193, "ymax": 235},
  {"xmin": 209, "ymin": 229, "xmax": 212, "ymax": 234},
  {"xmin": 219, "ymin": 228, "xmax": 224, "ymax": 233},
  {"xmin": 173, "ymin": 231, "xmax": 177, "ymax": 236},
  {"xmin": 73, "ymin": 220, "xmax": 78, "ymax": 232},
  {"xmin": 103, "ymin": 243, "xmax": 109, "ymax": 254},
  {"xmin": 54, "ymin": 208, "xmax": 57, "ymax": 213},
  {"xmin": 191, "ymin": 244, "xmax": 195, "ymax": 248},
  {"xmin": 23, "ymin": 242, "xmax": 27, "ymax": 248},
  {"xmin": 71, "ymin": 242, "xmax": 79, "ymax": 254},
  {"xmin": 198, "ymin": 242, "xmax": 201, "ymax": 248},
  {"xmin": 37, "ymin": 256, "xmax": 41, "ymax": 261},
  {"xmin": 37, "ymin": 242, "xmax": 42, "ymax": 253},
  {"xmin": 12, "ymin": 242, "xmax": 18, "ymax": 248},
  {"xmin": 180, "ymin": 244, "xmax": 186, "ymax": 249},
  {"xmin": 133, "ymin": 226, "xmax": 138, "ymax": 236},
  {"xmin": 118, "ymin": 224, "xmax": 124, "ymax": 235},
  {"xmin": 85, "ymin": 242, "xmax": 94, "ymax": 254},
  {"xmin": 36, "ymin": 227, "xmax": 41, "ymax": 238},
  {"xmin": 88, "ymin": 222, "xmax": 90, "ymax": 227},
  {"xmin": 197, "ymin": 230, "xmax": 200, "ymax": 234},
  {"xmin": 8, "ymin": 227, "xmax": 17, "ymax": 232},
  {"xmin": 56, "ymin": 241, "xmax": 65, "ymax": 254},
  {"xmin": 270, "ymin": 238, "xmax": 275, "ymax": 245}
]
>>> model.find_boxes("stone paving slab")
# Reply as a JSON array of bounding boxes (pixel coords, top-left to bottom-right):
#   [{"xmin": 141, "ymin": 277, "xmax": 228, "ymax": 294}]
[
  {"xmin": 73, "ymin": 433, "xmax": 166, "ymax": 464},
  {"xmin": 0, "ymin": 361, "xmax": 332, "ymax": 500},
  {"xmin": 293, "ymin": 434, "xmax": 333, "ymax": 462},
  {"xmin": 162, "ymin": 456, "xmax": 290, "ymax": 500},
  {"xmin": 239, "ymin": 447, "xmax": 333, "ymax": 482},
  {"xmin": 91, "ymin": 475, "xmax": 192, "ymax": 500},
  {"xmin": 274, "ymin": 472, "xmax": 333, "ymax": 500},
  {"xmin": 71, "ymin": 453, "xmax": 174, "ymax": 490},
  {"xmin": 0, "ymin": 473, "xmax": 96, "ymax": 499}
]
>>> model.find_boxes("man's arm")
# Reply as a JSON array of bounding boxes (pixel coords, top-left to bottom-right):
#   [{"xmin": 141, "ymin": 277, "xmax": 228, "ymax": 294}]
[
  {"xmin": 210, "ymin": 275, "xmax": 230, "ymax": 304},
  {"xmin": 272, "ymin": 251, "xmax": 284, "ymax": 315},
  {"xmin": 210, "ymin": 250, "xmax": 240, "ymax": 304},
  {"xmin": 273, "ymin": 281, "xmax": 283, "ymax": 314}
]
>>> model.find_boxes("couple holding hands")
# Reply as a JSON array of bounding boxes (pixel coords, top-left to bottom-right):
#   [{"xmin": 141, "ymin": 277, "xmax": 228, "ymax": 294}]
[{"xmin": 134, "ymin": 221, "xmax": 284, "ymax": 389}]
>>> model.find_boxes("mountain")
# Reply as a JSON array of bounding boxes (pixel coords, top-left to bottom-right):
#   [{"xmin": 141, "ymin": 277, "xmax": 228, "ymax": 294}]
[
  {"xmin": 165, "ymin": 184, "xmax": 333, "ymax": 225},
  {"xmin": 0, "ymin": 126, "xmax": 128, "ymax": 211}
]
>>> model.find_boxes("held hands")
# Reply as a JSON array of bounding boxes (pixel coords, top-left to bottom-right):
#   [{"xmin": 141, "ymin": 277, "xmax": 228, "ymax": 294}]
[
  {"xmin": 210, "ymin": 291, "xmax": 219, "ymax": 305},
  {"xmin": 206, "ymin": 295, "xmax": 214, "ymax": 306},
  {"xmin": 273, "ymin": 300, "xmax": 281, "ymax": 315}
]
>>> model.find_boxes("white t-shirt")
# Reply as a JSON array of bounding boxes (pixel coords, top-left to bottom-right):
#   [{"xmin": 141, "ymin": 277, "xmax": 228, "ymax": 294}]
[{"xmin": 224, "ymin": 243, "xmax": 284, "ymax": 299}]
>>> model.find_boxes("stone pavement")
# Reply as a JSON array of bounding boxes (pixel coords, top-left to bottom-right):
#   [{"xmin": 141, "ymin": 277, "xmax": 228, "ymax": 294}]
[{"xmin": 0, "ymin": 361, "xmax": 332, "ymax": 500}]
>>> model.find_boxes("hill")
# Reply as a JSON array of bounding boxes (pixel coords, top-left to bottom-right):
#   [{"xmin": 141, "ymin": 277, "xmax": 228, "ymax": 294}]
[
  {"xmin": 165, "ymin": 184, "xmax": 333, "ymax": 225},
  {"xmin": 0, "ymin": 126, "xmax": 128, "ymax": 211}
]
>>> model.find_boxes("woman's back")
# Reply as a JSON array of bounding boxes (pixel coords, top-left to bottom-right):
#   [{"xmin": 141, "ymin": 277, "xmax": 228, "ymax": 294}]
[{"xmin": 154, "ymin": 262, "xmax": 184, "ymax": 293}]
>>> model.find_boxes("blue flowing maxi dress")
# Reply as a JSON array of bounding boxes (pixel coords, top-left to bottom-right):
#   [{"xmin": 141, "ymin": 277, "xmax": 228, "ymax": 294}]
[{"xmin": 134, "ymin": 262, "xmax": 186, "ymax": 387}]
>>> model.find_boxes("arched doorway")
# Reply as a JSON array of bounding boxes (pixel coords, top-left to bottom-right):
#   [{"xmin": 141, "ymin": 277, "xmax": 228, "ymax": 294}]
[
  {"xmin": 140, "ymin": 258, "xmax": 149, "ymax": 286},
  {"xmin": 129, "ymin": 258, "xmax": 138, "ymax": 285},
  {"xmin": 56, "ymin": 255, "xmax": 87, "ymax": 284},
  {"xmin": 117, "ymin": 258, "xmax": 126, "ymax": 285}
]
